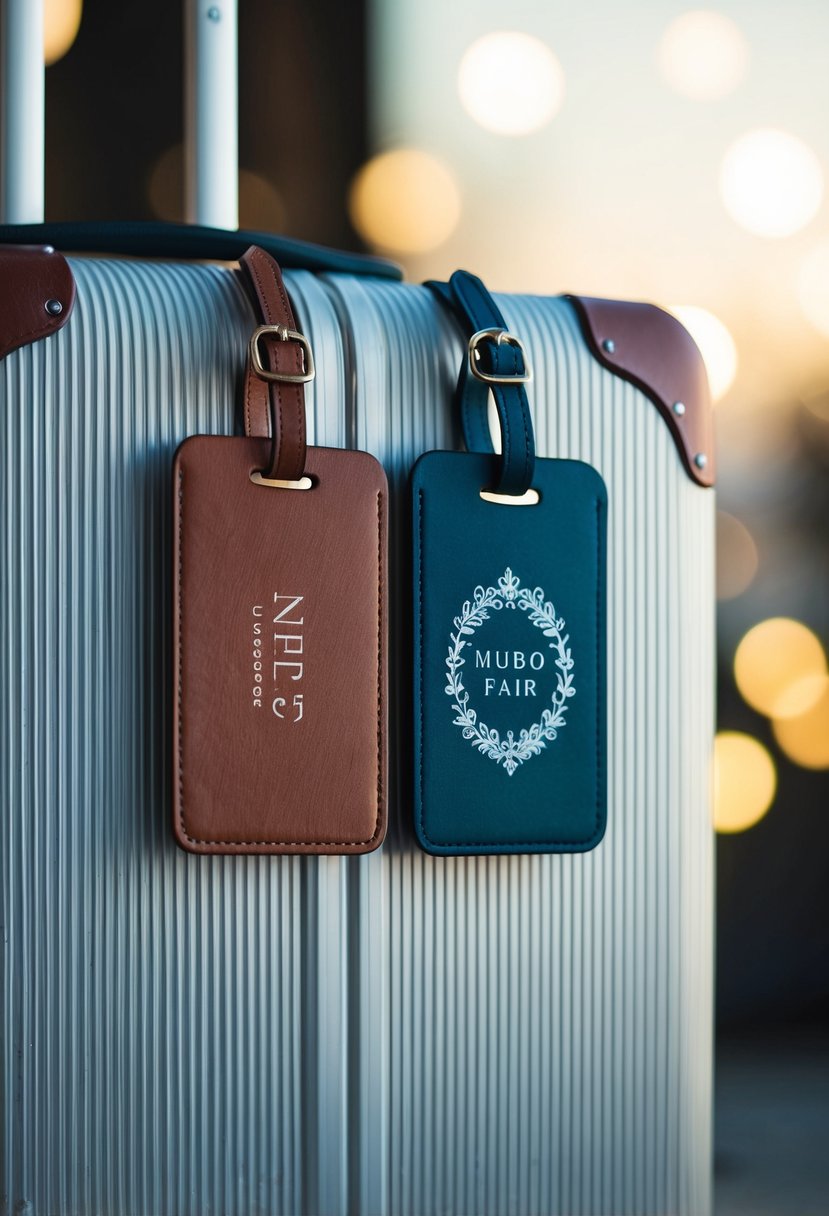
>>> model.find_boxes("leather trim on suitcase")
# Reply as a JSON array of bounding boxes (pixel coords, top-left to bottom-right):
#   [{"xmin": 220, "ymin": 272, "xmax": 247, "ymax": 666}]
[
  {"xmin": 0, "ymin": 244, "xmax": 75, "ymax": 360},
  {"xmin": 569, "ymin": 294, "xmax": 715, "ymax": 487}
]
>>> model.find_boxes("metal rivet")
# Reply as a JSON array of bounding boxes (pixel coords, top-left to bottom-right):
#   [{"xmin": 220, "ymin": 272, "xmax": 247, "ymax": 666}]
[
  {"xmin": 602, "ymin": 338, "xmax": 615, "ymax": 354},
  {"xmin": 694, "ymin": 452, "xmax": 708, "ymax": 470},
  {"xmin": 673, "ymin": 400, "xmax": 686, "ymax": 416},
  {"xmin": 207, "ymin": 5, "xmax": 221, "ymax": 19},
  {"xmin": 45, "ymin": 299, "xmax": 63, "ymax": 316}
]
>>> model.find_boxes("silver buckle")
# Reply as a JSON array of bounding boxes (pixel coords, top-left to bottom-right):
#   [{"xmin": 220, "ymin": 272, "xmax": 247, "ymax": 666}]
[
  {"xmin": 249, "ymin": 324, "xmax": 315, "ymax": 384},
  {"xmin": 468, "ymin": 327, "xmax": 532, "ymax": 385}
]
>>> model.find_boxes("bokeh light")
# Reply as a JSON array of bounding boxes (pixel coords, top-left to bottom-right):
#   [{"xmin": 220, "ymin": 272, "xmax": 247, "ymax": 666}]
[
  {"xmin": 457, "ymin": 32, "xmax": 565, "ymax": 136},
  {"xmin": 772, "ymin": 671, "xmax": 829, "ymax": 721},
  {"xmin": 773, "ymin": 676, "xmax": 829, "ymax": 770},
  {"xmin": 148, "ymin": 145, "xmax": 187, "ymax": 222},
  {"xmin": 44, "ymin": 0, "xmax": 82, "ymax": 66},
  {"xmin": 716, "ymin": 511, "xmax": 759, "ymax": 601},
  {"xmin": 147, "ymin": 145, "xmax": 285, "ymax": 229},
  {"xmin": 657, "ymin": 10, "xmax": 749, "ymax": 101},
  {"xmin": 348, "ymin": 148, "xmax": 461, "ymax": 254},
  {"xmin": 802, "ymin": 389, "xmax": 829, "ymax": 427},
  {"xmin": 734, "ymin": 618, "xmax": 827, "ymax": 718},
  {"xmin": 797, "ymin": 241, "xmax": 829, "ymax": 337},
  {"xmin": 669, "ymin": 305, "xmax": 738, "ymax": 401},
  {"xmin": 720, "ymin": 128, "xmax": 824, "ymax": 238},
  {"xmin": 713, "ymin": 731, "xmax": 777, "ymax": 833},
  {"xmin": 238, "ymin": 170, "xmax": 286, "ymax": 231}
]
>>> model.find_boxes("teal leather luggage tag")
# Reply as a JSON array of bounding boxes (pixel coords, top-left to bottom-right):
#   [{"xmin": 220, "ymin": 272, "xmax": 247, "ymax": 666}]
[{"xmin": 413, "ymin": 272, "xmax": 608, "ymax": 856}]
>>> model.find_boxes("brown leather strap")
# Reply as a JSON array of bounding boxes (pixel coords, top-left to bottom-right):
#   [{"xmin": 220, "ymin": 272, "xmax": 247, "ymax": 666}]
[{"xmin": 240, "ymin": 245, "xmax": 307, "ymax": 481}]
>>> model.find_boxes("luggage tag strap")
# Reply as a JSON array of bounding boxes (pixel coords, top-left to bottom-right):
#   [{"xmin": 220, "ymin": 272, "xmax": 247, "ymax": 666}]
[
  {"xmin": 239, "ymin": 245, "xmax": 313, "ymax": 483},
  {"xmin": 428, "ymin": 270, "xmax": 535, "ymax": 496}
]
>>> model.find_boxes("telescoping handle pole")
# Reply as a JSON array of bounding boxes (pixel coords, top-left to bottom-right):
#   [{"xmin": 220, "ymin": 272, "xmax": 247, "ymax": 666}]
[
  {"xmin": 0, "ymin": 0, "xmax": 45, "ymax": 223},
  {"xmin": 0, "ymin": 0, "xmax": 239, "ymax": 229},
  {"xmin": 184, "ymin": 0, "xmax": 239, "ymax": 229}
]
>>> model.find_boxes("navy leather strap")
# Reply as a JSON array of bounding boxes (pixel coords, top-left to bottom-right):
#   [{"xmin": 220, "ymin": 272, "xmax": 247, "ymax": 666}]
[{"xmin": 427, "ymin": 271, "xmax": 535, "ymax": 495}]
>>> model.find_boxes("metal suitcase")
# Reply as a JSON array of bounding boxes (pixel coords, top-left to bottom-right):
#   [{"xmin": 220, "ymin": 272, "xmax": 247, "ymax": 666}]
[{"xmin": 1, "ymin": 4, "xmax": 714, "ymax": 1214}]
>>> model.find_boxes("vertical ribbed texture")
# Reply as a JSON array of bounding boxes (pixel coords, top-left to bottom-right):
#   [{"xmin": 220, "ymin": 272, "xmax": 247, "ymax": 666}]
[
  {"xmin": 323, "ymin": 278, "xmax": 714, "ymax": 1216},
  {"xmin": 1, "ymin": 260, "xmax": 713, "ymax": 1216},
  {"xmin": 0, "ymin": 261, "xmax": 347, "ymax": 1216}
]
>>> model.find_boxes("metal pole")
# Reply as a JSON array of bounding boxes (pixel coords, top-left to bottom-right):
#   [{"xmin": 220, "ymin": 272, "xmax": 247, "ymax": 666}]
[
  {"xmin": 184, "ymin": 0, "xmax": 238, "ymax": 229},
  {"xmin": 0, "ymin": 0, "xmax": 45, "ymax": 222}
]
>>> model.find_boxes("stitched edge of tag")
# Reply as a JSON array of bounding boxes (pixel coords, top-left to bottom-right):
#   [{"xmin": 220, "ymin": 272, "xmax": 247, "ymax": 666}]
[
  {"xmin": 415, "ymin": 486, "xmax": 606, "ymax": 851},
  {"xmin": 175, "ymin": 465, "xmax": 385, "ymax": 849}
]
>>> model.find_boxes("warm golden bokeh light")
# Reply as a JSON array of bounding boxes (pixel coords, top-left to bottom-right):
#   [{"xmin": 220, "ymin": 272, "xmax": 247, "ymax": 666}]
[
  {"xmin": 657, "ymin": 10, "xmax": 749, "ymax": 101},
  {"xmin": 147, "ymin": 145, "xmax": 182, "ymax": 223},
  {"xmin": 798, "ymin": 241, "xmax": 829, "ymax": 337},
  {"xmin": 720, "ymin": 128, "xmax": 824, "ymax": 238},
  {"xmin": 238, "ymin": 170, "xmax": 286, "ymax": 231},
  {"xmin": 773, "ymin": 676, "xmax": 829, "ymax": 770},
  {"xmin": 802, "ymin": 390, "xmax": 829, "ymax": 426},
  {"xmin": 457, "ymin": 32, "xmax": 565, "ymax": 136},
  {"xmin": 44, "ymin": 0, "xmax": 83, "ymax": 65},
  {"xmin": 348, "ymin": 148, "xmax": 461, "ymax": 254},
  {"xmin": 713, "ymin": 731, "xmax": 776, "ymax": 833},
  {"xmin": 148, "ymin": 146, "xmax": 285, "ymax": 229},
  {"xmin": 772, "ymin": 672, "xmax": 828, "ymax": 720},
  {"xmin": 734, "ymin": 618, "xmax": 827, "ymax": 718},
  {"xmin": 716, "ymin": 511, "xmax": 759, "ymax": 601},
  {"xmin": 669, "ymin": 305, "xmax": 738, "ymax": 402}
]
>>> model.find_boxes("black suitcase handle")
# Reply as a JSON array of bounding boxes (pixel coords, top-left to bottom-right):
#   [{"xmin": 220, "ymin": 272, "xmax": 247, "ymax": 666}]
[{"xmin": 0, "ymin": 220, "xmax": 403, "ymax": 280}]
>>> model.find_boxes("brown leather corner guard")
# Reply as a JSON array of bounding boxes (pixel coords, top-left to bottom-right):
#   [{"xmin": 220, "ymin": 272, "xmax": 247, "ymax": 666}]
[
  {"xmin": 0, "ymin": 245, "xmax": 76, "ymax": 361},
  {"xmin": 568, "ymin": 296, "xmax": 715, "ymax": 487}
]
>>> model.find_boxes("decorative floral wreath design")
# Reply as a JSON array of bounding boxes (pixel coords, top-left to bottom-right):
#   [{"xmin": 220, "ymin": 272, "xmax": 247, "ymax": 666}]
[{"xmin": 445, "ymin": 568, "xmax": 575, "ymax": 775}]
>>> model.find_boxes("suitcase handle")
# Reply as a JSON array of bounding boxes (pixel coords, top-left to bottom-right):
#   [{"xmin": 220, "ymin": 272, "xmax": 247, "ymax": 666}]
[
  {"xmin": 0, "ymin": 220, "xmax": 403, "ymax": 279},
  {"xmin": 4, "ymin": 0, "xmax": 246, "ymax": 231}
]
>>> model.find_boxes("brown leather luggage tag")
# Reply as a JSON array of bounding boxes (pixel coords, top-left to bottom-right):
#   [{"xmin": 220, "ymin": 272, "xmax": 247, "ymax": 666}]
[{"xmin": 173, "ymin": 247, "xmax": 387, "ymax": 855}]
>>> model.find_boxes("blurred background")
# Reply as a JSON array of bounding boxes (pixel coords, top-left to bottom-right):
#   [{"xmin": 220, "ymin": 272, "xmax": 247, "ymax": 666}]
[{"xmin": 41, "ymin": 0, "xmax": 828, "ymax": 1211}]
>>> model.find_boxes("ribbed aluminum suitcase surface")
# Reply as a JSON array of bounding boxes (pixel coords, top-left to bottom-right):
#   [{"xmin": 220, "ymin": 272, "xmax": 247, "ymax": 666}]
[{"xmin": 1, "ymin": 258, "xmax": 714, "ymax": 1216}]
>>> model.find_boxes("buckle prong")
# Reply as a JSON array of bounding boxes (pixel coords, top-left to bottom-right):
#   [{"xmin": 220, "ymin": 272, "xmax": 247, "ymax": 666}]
[
  {"xmin": 467, "ymin": 327, "xmax": 532, "ymax": 385},
  {"xmin": 250, "ymin": 324, "xmax": 315, "ymax": 384}
]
